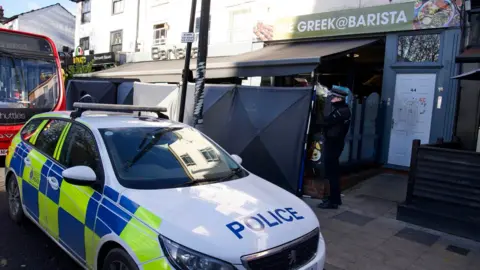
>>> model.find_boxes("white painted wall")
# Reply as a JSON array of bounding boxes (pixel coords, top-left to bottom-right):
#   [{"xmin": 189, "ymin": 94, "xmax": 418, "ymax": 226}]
[
  {"xmin": 7, "ymin": 5, "xmax": 75, "ymax": 50},
  {"xmin": 74, "ymin": 0, "xmax": 139, "ymax": 55},
  {"xmin": 74, "ymin": 0, "xmax": 412, "ymax": 61}
]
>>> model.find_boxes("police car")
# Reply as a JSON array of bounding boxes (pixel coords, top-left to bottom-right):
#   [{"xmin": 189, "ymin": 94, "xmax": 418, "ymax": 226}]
[{"xmin": 4, "ymin": 103, "xmax": 326, "ymax": 270}]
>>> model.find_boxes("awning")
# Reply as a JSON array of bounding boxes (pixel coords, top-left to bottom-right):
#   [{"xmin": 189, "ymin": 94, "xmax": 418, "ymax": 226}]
[
  {"xmin": 456, "ymin": 47, "xmax": 480, "ymax": 63},
  {"xmin": 452, "ymin": 69, "xmax": 480, "ymax": 80},
  {"xmin": 76, "ymin": 38, "xmax": 379, "ymax": 82}
]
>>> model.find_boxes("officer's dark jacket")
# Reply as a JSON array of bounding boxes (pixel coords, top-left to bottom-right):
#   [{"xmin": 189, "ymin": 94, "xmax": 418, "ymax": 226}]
[{"xmin": 322, "ymin": 101, "xmax": 351, "ymax": 143}]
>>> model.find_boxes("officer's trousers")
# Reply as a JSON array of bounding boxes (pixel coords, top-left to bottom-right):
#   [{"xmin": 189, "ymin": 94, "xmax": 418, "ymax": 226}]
[{"xmin": 324, "ymin": 141, "xmax": 344, "ymax": 205}]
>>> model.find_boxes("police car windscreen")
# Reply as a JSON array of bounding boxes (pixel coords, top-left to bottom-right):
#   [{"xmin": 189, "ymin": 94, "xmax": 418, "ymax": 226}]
[{"xmin": 100, "ymin": 126, "xmax": 247, "ymax": 189}]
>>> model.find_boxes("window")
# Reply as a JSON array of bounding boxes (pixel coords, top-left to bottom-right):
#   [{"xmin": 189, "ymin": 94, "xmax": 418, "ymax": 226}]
[
  {"xmin": 110, "ymin": 30, "xmax": 123, "ymax": 53},
  {"xmin": 181, "ymin": 154, "xmax": 196, "ymax": 166},
  {"xmin": 229, "ymin": 9, "xmax": 251, "ymax": 43},
  {"xmin": 153, "ymin": 23, "xmax": 168, "ymax": 45},
  {"xmin": 200, "ymin": 147, "xmax": 219, "ymax": 162},
  {"xmin": 469, "ymin": 12, "xmax": 480, "ymax": 46},
  {"xmin": 79, "ymin": 37, "xmax": 90, "ymax": 51},
  {"xmin": 100, "ymin": 126, "xmax": 247, "ymax": 189},
  {"xmin": 81, "ymin": 0, "xmax": 91, "ymax": 24},
  {"xmin": 112, "ymin": 0, "xmax": 124, "ymax": 15},
  {"xmin": 59, "ymin": 124, "xmax": 101, "ymax": 177},
  {"xmin": 35, "ymin": 120, "xmax": 68, "ymax": 157},
  {"xmin": 194, "ymin": 16, "xmax": 210, "ymax": 44},
  {"xmin": 21, "ymin": 119, "xmax": 43, "ymax": 141},
  {"xmin": 397, "ymin": 34, "xmax": 441, "ymax": 63}
]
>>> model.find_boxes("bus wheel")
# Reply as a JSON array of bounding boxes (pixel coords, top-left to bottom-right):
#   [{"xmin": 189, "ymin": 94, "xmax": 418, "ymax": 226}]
[
  {"xmin": 102, "ymin": 248, "xmax": 139, "ymax": 270},
  {"xmin": 7, "ymin": 174, "xmax": 24, "ymax": 223}
]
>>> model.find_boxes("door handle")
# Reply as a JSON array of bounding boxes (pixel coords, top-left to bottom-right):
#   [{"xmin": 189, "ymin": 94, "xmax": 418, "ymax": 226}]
[
  {"xmin": 24, "ymin": 157, "xmax": 31, "ymax": 167},
  {"xmin": 47, "ymin": 177, "xmax": 59, "ymax": 190}
]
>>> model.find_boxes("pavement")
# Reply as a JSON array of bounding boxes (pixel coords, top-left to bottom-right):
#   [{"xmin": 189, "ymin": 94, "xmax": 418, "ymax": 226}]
[
  {"xmin": 304, "ymin": 173, "xmax": 480, "ymax": 270},
  {"xmin": 0, "ymin": 168, "xmax": 479, "ymax": 270}
]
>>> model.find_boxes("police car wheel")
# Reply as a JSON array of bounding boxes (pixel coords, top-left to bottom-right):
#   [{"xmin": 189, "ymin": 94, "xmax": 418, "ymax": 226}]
[
  {"xmin": 7, "ymin": 175, "xmax": 24, "ymax": 223},
  {"xmin": 102, "ymin": 248, "xmax": 139, "ymax": 270}
]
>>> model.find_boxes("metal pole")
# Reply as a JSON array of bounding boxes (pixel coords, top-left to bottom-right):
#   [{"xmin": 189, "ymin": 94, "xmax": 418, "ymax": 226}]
[
  {"xmin": 178, "ymin": 0, "xmax": 197, "ymax": 123},
  {"xmin": 193, "ymin": 0, "xmax": 211, "ymax": 130}
]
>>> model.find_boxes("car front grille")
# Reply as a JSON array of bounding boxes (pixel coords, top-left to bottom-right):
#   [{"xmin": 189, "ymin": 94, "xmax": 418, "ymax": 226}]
[{"xmin": 241, "ymin": 228, "xmax": 319, "ymax": 270}]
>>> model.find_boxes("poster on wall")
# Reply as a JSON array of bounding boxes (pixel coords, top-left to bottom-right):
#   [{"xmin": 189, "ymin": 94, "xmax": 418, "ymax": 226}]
[{"xmin": 253, "ymin": 0, "xmax": 463, "ymax": 42}]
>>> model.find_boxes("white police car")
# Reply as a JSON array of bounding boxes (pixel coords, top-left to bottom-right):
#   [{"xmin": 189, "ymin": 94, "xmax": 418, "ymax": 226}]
[{"xmin": 5, "ymin": 103, "xmax": 325, "ymax": 270}]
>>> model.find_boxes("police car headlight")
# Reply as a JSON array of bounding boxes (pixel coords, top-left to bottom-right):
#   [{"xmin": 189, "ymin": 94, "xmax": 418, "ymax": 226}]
[{"xmin": 159, "ymin": 235, "xmax": 235, "ymax": 270}]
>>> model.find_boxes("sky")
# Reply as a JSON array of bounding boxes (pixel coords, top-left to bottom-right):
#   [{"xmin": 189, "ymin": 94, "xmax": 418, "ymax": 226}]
[{"xmin": 1, "ymin": 0, "xmax": 77, "ymax": 17}]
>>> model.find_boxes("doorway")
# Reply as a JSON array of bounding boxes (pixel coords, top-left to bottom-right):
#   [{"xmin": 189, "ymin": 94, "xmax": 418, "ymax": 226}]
[{"xmin": 387, "ymin": 73, "xmax": 437, "ymax": 167}]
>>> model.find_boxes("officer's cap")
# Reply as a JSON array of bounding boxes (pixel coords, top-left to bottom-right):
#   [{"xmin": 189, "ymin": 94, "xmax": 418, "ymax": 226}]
[{"xmin": 329, "ymin": 85, "xmax": 349, "ymax": 98}]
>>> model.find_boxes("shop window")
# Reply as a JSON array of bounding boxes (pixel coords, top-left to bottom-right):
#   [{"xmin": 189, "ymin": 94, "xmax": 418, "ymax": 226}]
[
  {"xmin": 397, "ymin": 34, "xmax": 441, "ymax": 63},
  {"xmin": 112, "ymin": 0, "xmax": 124, "ymax": 15},
  {"xmin": 79, "ymin": 37, "xmax": 90, "ymax": 51},
  {"xmin": 194, "ymin": 16, "xmax": 210, "ymax": 44},
  {"xmin": 153, "ymin": 23, "xmax": 168, "ymax": 45},
  {"xmin": 110, "ymin": 30, "xmax": 123, "ymax": 53},
  {"xmin": 81, "ymin": 0, "xmax": 91, "ymax": 24}
]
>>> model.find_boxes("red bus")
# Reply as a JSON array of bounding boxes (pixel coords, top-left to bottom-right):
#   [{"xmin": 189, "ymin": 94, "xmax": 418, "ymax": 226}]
[{"xmin": 0, "ymin": 28, "xmax": 66, "ymax": 156}]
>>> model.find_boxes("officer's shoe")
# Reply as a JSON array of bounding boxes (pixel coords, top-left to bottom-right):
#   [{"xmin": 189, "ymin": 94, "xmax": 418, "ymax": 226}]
[
  {"xmin": 317, "ymin": 200, "xmax": 339, "ymax": 209},
  {"xmin": 321, "ymin": 197, "xmax": 342, "ymax": 206}
]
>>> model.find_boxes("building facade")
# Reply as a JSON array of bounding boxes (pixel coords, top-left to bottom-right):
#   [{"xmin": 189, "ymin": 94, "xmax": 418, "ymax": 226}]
[
  {"xmin": 72, "ymin": 0, "xmax": 261, "ymax": 62},
  {"xmin": 0, "ymin": 4, "xmax": 75, "ymax": 51}
]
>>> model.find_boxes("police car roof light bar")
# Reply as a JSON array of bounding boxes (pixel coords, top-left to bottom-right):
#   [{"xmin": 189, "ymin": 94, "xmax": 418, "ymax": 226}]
[{"xmin": 71, "ymin": 103, "xmax": 169, "ymax": 119}]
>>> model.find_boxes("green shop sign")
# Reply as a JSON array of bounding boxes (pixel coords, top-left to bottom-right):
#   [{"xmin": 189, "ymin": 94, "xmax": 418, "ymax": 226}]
[{"xmin": 254, "ymin": 1, "xmax": 461, "ymax": 41}]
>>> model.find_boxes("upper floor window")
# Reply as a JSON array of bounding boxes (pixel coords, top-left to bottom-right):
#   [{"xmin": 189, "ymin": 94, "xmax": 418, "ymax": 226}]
[
  {"xmin": 194, "ymin": 16, "xmax": 210, "ymax": 44},
  {"xmin": 81, "ymin": 0, "xmax": 91, "ymax": 24},
  {"xmin": 229, "ymin": 9, "xmax": 251, "ymax": 43},
  {"xmin": 112, "ymin": 0, "xmax": 124, "ymax": 15},
  {"xmin": 397, "ymin": 33, "xmax": 441, "ymax": 63},
  {"xmin": 153, "ymin": 23, "xmax": 168, "ymax": 45},
  {"xmin": 79, "ymin": 37, "xmax": 90, "ymax": 51},
  {"xmin": 110, "ymin": 30, "xmax": 123, "ymax": 53}
]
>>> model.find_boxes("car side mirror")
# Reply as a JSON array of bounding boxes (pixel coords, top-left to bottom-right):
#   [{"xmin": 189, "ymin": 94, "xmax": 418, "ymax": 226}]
[
  {"xmin": 231, "ymin": 154, "xmax": 242, "ymax": 165},
  {"xmin": 62, "ymin": 166, "xmax": 97, "ymax": 186}
]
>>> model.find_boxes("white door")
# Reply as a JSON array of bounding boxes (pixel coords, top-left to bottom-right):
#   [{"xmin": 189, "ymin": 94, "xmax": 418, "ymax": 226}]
[{"xmin": 388, "ymin": 73, "xmax": 436, "ymax": 167}]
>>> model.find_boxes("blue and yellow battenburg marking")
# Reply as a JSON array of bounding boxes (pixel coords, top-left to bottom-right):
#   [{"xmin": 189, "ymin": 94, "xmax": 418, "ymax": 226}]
[{"xmin": 7, "ymin": 135, "xmax": 171, "ymax": 269}]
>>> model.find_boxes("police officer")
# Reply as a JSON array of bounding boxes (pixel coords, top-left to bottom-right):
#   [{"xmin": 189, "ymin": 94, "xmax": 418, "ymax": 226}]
[{"xmin": 318, "ymin": 87, "xmax": 351, "ymax": 209}]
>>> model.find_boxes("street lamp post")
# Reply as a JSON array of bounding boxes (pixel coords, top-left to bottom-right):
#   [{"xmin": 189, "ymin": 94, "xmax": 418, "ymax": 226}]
[
  {"xmin": 178, "ymin": 0, "xmax": 197, "ymax": 123},
  {"xmin": 192, "ymin": 0, "xmax": 211, "ymax": 130}
]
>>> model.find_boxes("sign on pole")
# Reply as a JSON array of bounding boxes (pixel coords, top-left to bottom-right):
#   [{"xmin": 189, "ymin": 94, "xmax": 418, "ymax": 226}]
[{"xmin": 181, "ymin": 32, "xmax": 195, "ymax": 43}]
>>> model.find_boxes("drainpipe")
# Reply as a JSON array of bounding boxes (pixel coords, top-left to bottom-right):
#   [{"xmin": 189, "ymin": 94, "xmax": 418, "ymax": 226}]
[{"xmin": 134, "ymin": 0, "xmax": 141, "ymax": 52}]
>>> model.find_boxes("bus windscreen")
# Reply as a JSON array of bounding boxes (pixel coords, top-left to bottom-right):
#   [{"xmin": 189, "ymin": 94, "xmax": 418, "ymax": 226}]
[{"xmin": 0, "ymin": 31, "xmax": 60, "ymax": 125}]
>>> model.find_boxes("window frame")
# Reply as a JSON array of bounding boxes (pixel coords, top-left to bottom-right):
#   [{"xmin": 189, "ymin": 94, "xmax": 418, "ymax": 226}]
[
  {"xmin": 79, "ymin": 37, "xmax": 90, "ymax": 51},
  {"xmin": 228, "ymin": 9, "xmax": 251, "ymax": 43},
  {"xmin": 20, "ymin": 117, "xmax": 105, "ymax": 190},
  {"xmin": 396, "ymin": 32, "xmax": 442, "ymax": 64},
  {"xmin": 20, "ymin": 118, "xmax": 44, "ymax": 142},
  {"xmin": 112, "ymin": 0, "xmax": 125, "ymax": 15},
  {"xmin": 81, "ymin": 0, "xmax": 91, "ymax": 24},
  {"xmin": 23, "ymin": 118, "xmax": 69, "ymax": 159},
  {"xmin": 58, "ymin": 122, "xmax": 105, "ymax": 189},
  {"xmin": 110, "ymin": 30, "xmax": 123, "ymax": 53},
  {"xmin": 153, "ymin": 23, "xmax": 168, "ymax": 45}
]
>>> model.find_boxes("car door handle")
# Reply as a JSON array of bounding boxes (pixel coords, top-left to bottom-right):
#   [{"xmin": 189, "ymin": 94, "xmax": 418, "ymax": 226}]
[
  {"xmin": 47, "ymin": 177, "xmax": 59, "ymax": 190},
  {"xmin": 24, "ymin": 157, "xmax": 31, "ymax": 167}
]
